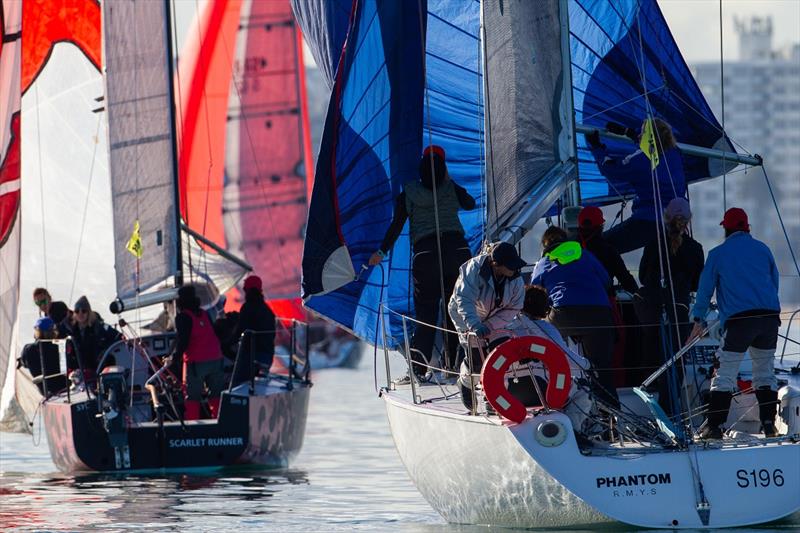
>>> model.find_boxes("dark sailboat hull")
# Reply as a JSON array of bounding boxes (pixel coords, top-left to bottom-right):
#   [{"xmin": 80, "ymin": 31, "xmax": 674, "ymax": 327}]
[{"xmin": 42, "ymin": 386, "xmax": 310, "ymax": 473}]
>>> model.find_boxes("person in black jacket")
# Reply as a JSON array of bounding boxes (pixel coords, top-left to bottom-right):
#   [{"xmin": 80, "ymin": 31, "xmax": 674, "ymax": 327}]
[
  {"xmin": 232, "ymin": 275, "xmax": 276, "ymax": 384},
  {"xmin": 636, "ymin": 198, "xmax": 704, "ymax": 415},
  {"xmin": 64, "ymin": 296, "xmax": 121, "ymax": 377},
  {"xmin": 577, "ymin": 206, "xmax": 638, "ymax": 295},
  {"xmin": 19, "ymin": 317, "xmax": 65, "ymax": 394}
]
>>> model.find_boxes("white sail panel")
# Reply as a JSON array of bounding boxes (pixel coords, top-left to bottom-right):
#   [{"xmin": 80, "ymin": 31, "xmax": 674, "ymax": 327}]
[{"xmin": 104, "ymin": 0, "xmax": 180, "ymax": 300}]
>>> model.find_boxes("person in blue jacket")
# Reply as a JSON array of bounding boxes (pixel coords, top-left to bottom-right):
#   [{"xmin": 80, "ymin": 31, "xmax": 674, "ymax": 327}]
[
  {"xmin": 531, "ymin": 226, "xmax": 618, "ymax": 406},
  {"xmin": 586, "ymin": 118, "xmax": 687, "ymax": 254},
  {"xmin": 688, "ymin": 208, "xmax": 781, "ymax": 439}
]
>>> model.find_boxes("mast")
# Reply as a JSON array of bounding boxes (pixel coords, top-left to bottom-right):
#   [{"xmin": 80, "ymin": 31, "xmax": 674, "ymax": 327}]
[{"xmin": 164, "ymin": 0, "xmax": 183, "ymax": 288}]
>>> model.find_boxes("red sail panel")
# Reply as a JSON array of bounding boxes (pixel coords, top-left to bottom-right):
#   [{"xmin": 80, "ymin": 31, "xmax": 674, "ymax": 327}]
[
  {"xmin": 176, "ymin": 0, "xmax": 242, "ymax": 248},
  {"xmin": 223, "ymin": 0, "xmax": 312, "ymax": 302}
]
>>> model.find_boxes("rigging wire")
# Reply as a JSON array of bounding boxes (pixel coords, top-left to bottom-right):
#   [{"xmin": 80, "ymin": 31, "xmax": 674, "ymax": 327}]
[
  {"xmin": 417, "ymin": 0, "xmax": 452, "ymax": 369},
  {"xmin": 193, "ymin": 0, "xmax": 215, "ymax": 278},
  {"xmin": 33, "ymin": 84, "xmax": 48, "ymax": 288},
  {"xmin": 171, "ymin": 0, "xmax": 194, "ymax": 285},
  {"xmin": 719, "ymin": 0, "xmax": 727, "ymax": 211},
  {"xmin": 630, "ymin": 2, "xmax": 708, "ymax": 514},
  {"xmin": 68, "ymin": 115, "xmax": 103, "ymax": 303},
  {"xmin": 216, "ymin": 8, "xmax": 292, "ymax": 301}
]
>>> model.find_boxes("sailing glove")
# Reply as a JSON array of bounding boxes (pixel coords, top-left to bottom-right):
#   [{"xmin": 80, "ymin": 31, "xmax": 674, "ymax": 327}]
[
  {"xmin": 605, "ymin": 121, "xmax": 639, "ymax": 142},
  {"xmin": 473, "ymin": 323, "xmax": 491, "ymax": 338},
  {"xmin": 585, "ymin": 130, "xmax": 605, "ymax": 150}
]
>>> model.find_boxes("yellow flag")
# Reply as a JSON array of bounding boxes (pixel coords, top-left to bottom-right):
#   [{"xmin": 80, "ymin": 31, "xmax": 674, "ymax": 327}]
[
  {"xmin": 639, "ymin": 118, "xmax": 660, "ymax": 170},
  {"xmin": 126, "ymin": 220, "xmax": 143, "ymax": 258}
]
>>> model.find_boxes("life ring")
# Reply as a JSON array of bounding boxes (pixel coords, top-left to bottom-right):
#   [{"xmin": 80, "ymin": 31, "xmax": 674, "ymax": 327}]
[{"xmin": 480, "ymin": 336, "xmax": 572, "ymax": 423}]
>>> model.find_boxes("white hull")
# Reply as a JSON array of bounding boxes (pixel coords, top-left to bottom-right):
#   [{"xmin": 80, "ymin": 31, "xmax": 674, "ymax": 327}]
[
  {"xmin": 384, "ymin": 390, "xmax": 800, "ymax": 529},
  {"xmin": 383, "ymin": 391, "xmax": 609, "ymax": 528}
]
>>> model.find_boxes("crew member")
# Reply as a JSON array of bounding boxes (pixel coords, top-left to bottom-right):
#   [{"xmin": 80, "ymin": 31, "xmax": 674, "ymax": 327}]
[
  {"xmin": 637, "ymin": 197, "xmax": 704, "ymax": 415},
  {"xmin": 586, "ymin": 118, "xmax": 687, "ymax": 254},
  {"xmin": 33, "ymin": 287, "xmax": 52, "ymax": 317},
  {"xmin": 232, "ymin": 275, "xmax": 276, "ymax": 384},
  {"xmin": 531, "ymin": 226, "xmax": 618, "ymax": 407},
  {"xmin": 171, "ymin": 285, "xmax": 225, "ymax": 420},
  {"xmin": 507, "ymin": 285, "xmax": 594, "ymax": 431},
  {"xmin": 369, "ymin": 145, "xmax": 476, "ymax": 379},
  {"xmin": 688, "ymin": 208, "xmax": 781, "ymax": 439},
  {"xmin": 577, "ymin": 206, "xmax": 638, "ymax": 294},
  {"xmin": 64, "ymin": 296, "xmax": 121, "ymax": 377},
  {"xmin": 19, "ymin": 317, "xmax": 65, "ymax": 394},
  {"xmin": 448, "ymin": 241, "xmax": 526, "ymax": 409}
]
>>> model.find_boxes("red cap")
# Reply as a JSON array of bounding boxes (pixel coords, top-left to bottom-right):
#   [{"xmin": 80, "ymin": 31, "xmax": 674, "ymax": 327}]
[
  {"xmin": 243, "ymin": 275, "xmax": 262, "ymax": 291},
  {"xmin": 422, "ymin": 145, "xmax": 445, "ymax": 160},
  {"xmin": 578, "ymin": 206, "xmax": 605, "ymax": 228},
  {"xmin": 720, "ymin": 207, "xmax": 749, "ymax": 231}
]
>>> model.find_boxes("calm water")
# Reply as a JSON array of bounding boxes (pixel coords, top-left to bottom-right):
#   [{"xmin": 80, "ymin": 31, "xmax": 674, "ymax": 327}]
[{"xmin": 1, "ymin": 349, "xmax": 797, "ymax": 532}]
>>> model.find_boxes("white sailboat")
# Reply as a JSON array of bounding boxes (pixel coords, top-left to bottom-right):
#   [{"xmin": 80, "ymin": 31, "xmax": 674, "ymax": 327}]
[{"xmin": 294, "ymin": 0, "xmax": 800, "ymax": 527}]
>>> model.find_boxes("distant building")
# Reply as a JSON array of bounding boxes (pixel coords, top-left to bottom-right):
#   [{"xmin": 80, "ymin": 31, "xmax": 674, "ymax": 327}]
[{"xmin": 690, "ymin": 16, "xmax": 800, "ymax": 307}]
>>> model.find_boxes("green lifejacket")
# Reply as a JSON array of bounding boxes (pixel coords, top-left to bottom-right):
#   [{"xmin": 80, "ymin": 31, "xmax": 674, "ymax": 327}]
[
  {"xmin": 404, "ymin": 180, "xmax": 464, "ymax": 246},
  {"xmin": 545, "ymin": 241, "xmax": 583, "ymax": 265}
]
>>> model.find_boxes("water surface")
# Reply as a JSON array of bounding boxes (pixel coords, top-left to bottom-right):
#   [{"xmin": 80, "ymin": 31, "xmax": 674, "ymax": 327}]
[{"xmin": 1, "ymin": 349, "xmax": 797, "ymax": 532}]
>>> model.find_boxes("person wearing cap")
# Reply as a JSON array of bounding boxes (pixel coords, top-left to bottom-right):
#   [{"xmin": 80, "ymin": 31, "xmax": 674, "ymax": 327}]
[
  {"xmin": 688, "ymin": 208, "xmax": 781, "ymax": 439},
  {"xmin": 577, "ymin": 206, "xmax": 638, "ymax": 295},
  {"xmin": 448, "ymin": 241, "xmax": 526, "ymax": 409},
  {"xmin": 369, "ymin": 145, "xmax": 476, "ymax": 378},
  {"xmin": 586, "ymin": 118, "xmax": 687, "ymax": 254},
  {"xmin": 531, "ymin": 226, "xmax": 618, "ymax": 406},
  {"xmin": 170, "ymin": 285, "xmax": 225, "ymax": 420},
  {"xmin": 19, "ymin": 317, "xmax": 65, "ymax": 394},
  {"xmin": 577, "ymin": 205, "xmax": 638, "ymax": 388},
  {"xmin": 231, "ymin": 275, "xmax": 276, "ymax": 385},
  {"xmin": 64, "ymin": 295, "xmax": 121, "ymax": 377},
  {"xmin": 636, "ymin": 197, "xmax": 704, "ymax": 415}
]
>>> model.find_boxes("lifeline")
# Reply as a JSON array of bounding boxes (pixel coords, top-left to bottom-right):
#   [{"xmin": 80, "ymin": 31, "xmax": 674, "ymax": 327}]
[{"xmin": 596, "ymin": 473, "xmax": 672, "ymax": 488}]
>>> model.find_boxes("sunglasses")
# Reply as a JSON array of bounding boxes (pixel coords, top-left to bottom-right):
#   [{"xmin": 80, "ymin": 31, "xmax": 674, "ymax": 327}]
[
  {"xmin": 35, "ymin": 299, "xmax": 49, "ymax": 306},
  {"xmin": 75, "ymin": 309, "xmax": 89, "ymax": 315}
]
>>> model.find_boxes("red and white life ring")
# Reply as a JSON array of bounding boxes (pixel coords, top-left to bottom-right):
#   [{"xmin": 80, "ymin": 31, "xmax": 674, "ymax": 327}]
[{"xmin": 480, "ymin": 336, "xmax": 572, "ymax": 423}]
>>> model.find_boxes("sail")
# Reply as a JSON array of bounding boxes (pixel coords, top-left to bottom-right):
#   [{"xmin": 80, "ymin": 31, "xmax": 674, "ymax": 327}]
[
  {"xmin": 569, "ymin": 0, "xmax": 735, "ymax": 204},
  {"xmin": 103, "ymin": 0, "xmax": 181, "ymax": 301},
  {"xmin": 0, "ymin": 0, "xmax": 22, "ymax": 427},
  {"xmin": 482, "ymin": 0, "xmax": 576, "ymax": 239},
  {"xmin": 2, "ymin": 0, "xmax": 106, "ymax": 430},
  {"xmin": 176, "ymin": 0, "xmax": 313, "ymax": 316},
  {"xmin": 289, "ymin": 0, "xmax": 351, "ymax": 89},
  {"xmin": 297, "ymin": 0, "xmax": 737, "ymax": 347},
  {"xmin": 223, "ymin": 0, "xmax": 314, "ymax": 303}
]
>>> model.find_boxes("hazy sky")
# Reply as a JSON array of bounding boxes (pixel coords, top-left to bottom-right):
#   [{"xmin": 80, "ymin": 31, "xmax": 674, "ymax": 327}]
[{"xmin": 659, "ymin": 0, "xmax": 800, "ymax": 62}]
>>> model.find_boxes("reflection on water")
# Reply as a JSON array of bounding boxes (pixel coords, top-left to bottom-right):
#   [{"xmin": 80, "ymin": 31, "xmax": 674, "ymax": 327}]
[
  {"xmin": 1, "ymin": 349, "xmax": 797, "ymax": 531},
  {"xmin": 0, "ymin": 469, "xmax": 308, "ymax": 530}
]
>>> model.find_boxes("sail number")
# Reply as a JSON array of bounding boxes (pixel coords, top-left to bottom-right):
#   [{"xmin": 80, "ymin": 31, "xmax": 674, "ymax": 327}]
[{"xmin": 736, "ymin": 469, "xmax": 784, "ymax": 488}]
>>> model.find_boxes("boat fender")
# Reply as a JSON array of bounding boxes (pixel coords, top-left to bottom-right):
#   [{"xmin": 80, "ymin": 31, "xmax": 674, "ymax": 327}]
[
  {"xmin": 480, "ymin": 336, "xmax": 572, "ymax": 423},
  {"xmin": 535, "ymin": 420, "xmax": 567, "ymax": 447}
]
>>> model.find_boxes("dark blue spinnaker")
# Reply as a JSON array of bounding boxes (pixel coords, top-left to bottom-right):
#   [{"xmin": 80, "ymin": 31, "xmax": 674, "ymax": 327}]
[{"xmin": 295, "ymin": 0, "xmax": 736, "ymax": 347}]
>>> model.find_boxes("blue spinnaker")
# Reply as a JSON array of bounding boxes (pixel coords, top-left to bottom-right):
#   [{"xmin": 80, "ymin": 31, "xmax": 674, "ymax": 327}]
[{"xmin": 296, "ymin": 0, "xmax": 734, "ymax": 347}]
